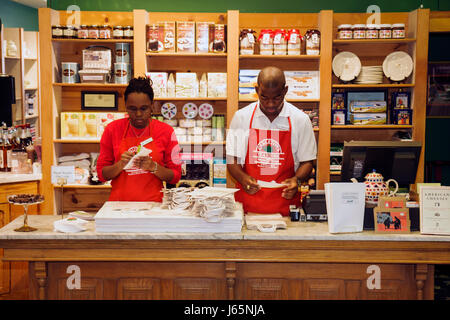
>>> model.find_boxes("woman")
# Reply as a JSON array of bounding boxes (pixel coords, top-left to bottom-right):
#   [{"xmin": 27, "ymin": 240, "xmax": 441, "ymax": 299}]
[{"xmin": 96, "ymin": 77, "xmax": 182, "ymax": 201}]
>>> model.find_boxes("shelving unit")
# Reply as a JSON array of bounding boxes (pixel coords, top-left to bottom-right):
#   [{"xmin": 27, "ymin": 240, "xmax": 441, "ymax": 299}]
[{"xmin": 38, "ymin": 8, "xmax": 429, "ymax": 215}]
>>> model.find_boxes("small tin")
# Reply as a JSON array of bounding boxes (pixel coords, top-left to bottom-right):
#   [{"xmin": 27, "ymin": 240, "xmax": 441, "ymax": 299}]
[
  {"xmin": 290, "ymin": 205, "xmax": 300, "ymax": 222},
  {"xmin": 115, "ymin": 42, "xmax": 130, "ymax": 63},
  {"xmin": 61, "ymin": 62, "xmax": 79, "ymax": 83},
  {"xmin": 114, "ymin": 62, "xmax": 131, "ymax": 84}
]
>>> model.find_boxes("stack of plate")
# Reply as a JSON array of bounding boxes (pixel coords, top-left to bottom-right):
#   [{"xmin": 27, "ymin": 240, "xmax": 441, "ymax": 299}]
[{"xmin": 355, "ymin": 66, "xmax": 383, "ymax": 84}]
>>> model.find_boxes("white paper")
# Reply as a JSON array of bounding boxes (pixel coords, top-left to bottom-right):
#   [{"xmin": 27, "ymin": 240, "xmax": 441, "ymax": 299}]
[
  {"xmin": 257, "ymin": 180, "xmax": 286, "ymax": 189},
  {"xmin": 325, "ymin": 182, "xmax": 366, "ymax": 234},
  {"xmin": 420, "ymin": 186, "xmax": 450, "ymax": 235},
  {"xmin": 123, "ymin": 147, "xmax": 152, "ymax": 170}
]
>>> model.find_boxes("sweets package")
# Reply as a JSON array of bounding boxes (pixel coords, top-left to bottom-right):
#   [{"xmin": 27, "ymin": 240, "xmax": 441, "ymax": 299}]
[
  {"xmin": 196, "ymin": 22, "xmax": 213, "ymax": 53},
  {"xmin": 239, "ymin": 69, "xmax": 259, "ymax": 87},
  {"xmin": 349, "ymin": 112, "xmax": 386, "ymax": 125},
  {"xmin": 161, "ymin": 21, "xmax": 176, "ymax": 52},
  {"xmin": 207, "ymin": 73, "xmax": 227, "ymax": 98},
  {"xmin": 146, "ymin": 72, "xmax": 168, "ymax": 97},
  {"xmin": 61, "ymin": 112, "xmax": 81, "ymax": 138},
  {"xmin": 79, "ymin": 113, "xmax": 99, "ymax": 139},
  {"xmin": 146, "ymin": 24, "xmax": 163, "ymax": 52},
  {"xmin": 176, "ymin": 73, "xmax": 198, "ymax": 98},
  {"xmin": 392, "ymin": 109, "xmax": 412, "ymax": 125},
  {"xmin": 176, "ymin": 21, "xmax": 195, "ymax": 52},
  {"xmin": 349, "ymin": 101, "xmax": 387, "ymax": 113},
  {"xmin": 284, "ymin": 71, "xmax": 319, "ymax": 99},
  {"xmin": 97, "ymin": 113, "xmax": 116, "ymax": 137}
]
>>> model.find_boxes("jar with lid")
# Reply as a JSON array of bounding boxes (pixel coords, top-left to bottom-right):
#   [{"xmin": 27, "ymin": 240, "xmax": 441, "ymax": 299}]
[
  {"xmin": 52, "ymin": 25, "xmax": 64, "ymax": 39},
  {"xmin": 258, "ymin": 29, "xmax": 273, "ymax": 55},
  {"xmin": 366, "ymin": 24, "xmax": 379, "ymax": 39},
  {"xmin": 124, "ymin": 26, "xmax": 134, "ymax": 39},
  {"xmin": 379, "ymin": 24, "xmax": 392, "ymax": 39},
  {"xmin": 113, "ymin": 26, "xmax": 124, "ymax": 39},
  {"xmin": 239, "ymin": 28, "xmax": 257, "ymax": 55},
  {"xmin": 212, "ymin": 24, "xmax": 226, "ymax": 53},
  {"xmin": 78, "ymin": 25, "xmax": 89, "ymax": 39},
  {"xmin": 99, "ymin": 25, "xmax": 112, "ymax": 39},
  {"xmin": 287, "ymin": 29, "xmax": 302, "ymax": 55},
  {"xmin": 305, "ymin": 29, "xmax": 320, "ymax": 55},
  {"xmin": 63, "ymin": 25, "xmax": 77, "ymax": 39},
  {"xmin": 352, "ymin": 24, "xmax": 366, "ymax": 39},
  {"xmin": 392, "ymin": 23, "xmax": 405, "ymax": 38},
  {"xmin": 338, "ymin": 24, "xmax": 353, "ymax": 39},
  {"xmin": 273, "ymin": 29, "xmax": 288, "ymax": 55},
  {"xmin": 88, "ymin": 25, "xmax": 99, "ymax": 39}
]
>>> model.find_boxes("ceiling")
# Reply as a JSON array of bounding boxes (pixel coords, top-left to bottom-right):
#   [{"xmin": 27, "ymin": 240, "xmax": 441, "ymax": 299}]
[{"xmin": 11, "ymin": 0, "xmax": 47, "ymax": 9}]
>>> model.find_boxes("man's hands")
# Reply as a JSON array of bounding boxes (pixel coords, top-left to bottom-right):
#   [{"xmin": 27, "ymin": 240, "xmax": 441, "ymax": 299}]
[
  {"xmin": 281, "ymin": 176, "xmax": 299, "ymax": 199},
  {"xmin": 241, "ymin": 174, "xmax": 261, "ymax": 195}
]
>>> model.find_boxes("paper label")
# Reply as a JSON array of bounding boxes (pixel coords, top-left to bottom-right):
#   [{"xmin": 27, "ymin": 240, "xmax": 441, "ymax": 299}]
[{"xmin": 51, "ymin": 165, "xmax": 76, "ymax": 184}]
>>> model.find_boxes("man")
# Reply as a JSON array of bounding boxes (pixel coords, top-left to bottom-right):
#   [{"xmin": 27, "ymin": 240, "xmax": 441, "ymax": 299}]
[{"xmin": 226, "ymin": 66, "xmax": 317, "ymax": 216}]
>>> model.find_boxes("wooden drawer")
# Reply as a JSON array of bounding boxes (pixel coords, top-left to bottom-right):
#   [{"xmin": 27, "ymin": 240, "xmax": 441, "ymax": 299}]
[
  {"xmin": 62, "ymin": 188, "xmax": 110, "ymax": 213},
  {"xmin": 0, "ymin": 182, "xmax": 39, "ymax": 204}
]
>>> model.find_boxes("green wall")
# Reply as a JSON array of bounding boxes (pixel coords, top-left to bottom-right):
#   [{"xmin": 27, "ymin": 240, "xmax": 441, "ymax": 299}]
[
  {"xmin": 0, "ymin": 0, "xmax": 38, "ymax": 31},
  {"xmin": 48, "ymin": 0, "xmax": 449, "ymax": 12}
]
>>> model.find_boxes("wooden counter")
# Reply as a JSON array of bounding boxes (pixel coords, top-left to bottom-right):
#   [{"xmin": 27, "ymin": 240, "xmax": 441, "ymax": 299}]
[{"xmin": 1, "ymin": 215, "xmax": 449, "ymax": 300}]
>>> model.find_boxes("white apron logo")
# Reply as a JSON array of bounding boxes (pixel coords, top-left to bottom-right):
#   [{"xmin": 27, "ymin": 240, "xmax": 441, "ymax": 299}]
[{"xmin": 252, "ymin": 138, "xmax": 284, "ymax": 169}]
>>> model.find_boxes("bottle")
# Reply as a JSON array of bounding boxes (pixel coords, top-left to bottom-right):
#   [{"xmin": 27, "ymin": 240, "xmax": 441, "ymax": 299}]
[
  {"xmin": 25, "ymin": 124, "xmax": 35, "ymax": 162},
  {"xmin": 25, "ymin": 124, "xmax": 33, "ymax": 146},
  {"xmin": 19, "ymin": 124, "xmax": 27, "ymax": 150},
  {"xmin": 2, "ymin": 126, "xmax": 12, "ymax": 172}
]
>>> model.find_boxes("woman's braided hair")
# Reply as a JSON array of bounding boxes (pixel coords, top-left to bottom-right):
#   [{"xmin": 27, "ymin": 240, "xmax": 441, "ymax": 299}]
[{"xmin": 124, "ymin": 76, "xmax": 154, "ymax": 102}]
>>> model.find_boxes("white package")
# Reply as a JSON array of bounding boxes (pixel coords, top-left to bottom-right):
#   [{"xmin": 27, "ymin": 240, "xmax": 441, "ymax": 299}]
[
  {"xmin": 146, "ymin": 72, "xmax": 168, "ymax": 97},
  {"xmin": 207, "ymin": 73, "xmax": 227, "ymax": 98}
]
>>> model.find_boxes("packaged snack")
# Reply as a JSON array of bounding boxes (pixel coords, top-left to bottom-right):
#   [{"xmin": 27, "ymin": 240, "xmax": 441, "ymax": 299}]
[
  {"xmin": 61, "ymin": 112, "xmax": 81, "ymax": 138},
  {"xmin": 176, "ymin": 21, "xmax": 195, "ymax": 52},
  {"xmin": 207, "ymin": 73, "xmax": 227, "ymax": 98},
  {"xmin": 196, "ymin": 22, "xmax": 213, "ymax": 53}
]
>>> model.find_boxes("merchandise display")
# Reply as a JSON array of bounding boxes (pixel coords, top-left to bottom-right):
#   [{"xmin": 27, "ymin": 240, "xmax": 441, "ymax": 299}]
[
  {"xmin": 52, "ymin": 24, "xmax": 133, "ymax": 40},
  {"xmin": 336, "ymin": 23, "xmax": 407, "ymax": 40},
  {"xmin": 61, "ymin": 112, "xmax": 127, "ymax": 139}
]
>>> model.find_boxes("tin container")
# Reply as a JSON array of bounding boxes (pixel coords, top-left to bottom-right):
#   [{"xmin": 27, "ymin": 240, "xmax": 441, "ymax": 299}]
[
  {"xmin": 115, "ymin": 43, "xmax": 130, "ymax": 63},
  {"xmin": 114, "ymin": 62, "xmax": 131, "ymax": 84},
  {"xmin": 61, "ymin": 62, "xmax": 79, "ymax": 83}
]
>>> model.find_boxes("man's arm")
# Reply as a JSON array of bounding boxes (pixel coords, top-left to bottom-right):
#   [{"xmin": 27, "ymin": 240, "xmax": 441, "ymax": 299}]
[
  {"xmin": 226, "ymin": 155, "xmax": 260, "ymax": 195},
  {"xmin": 281, "ymin": 160, "xmax": 314, "ymax": 199}
]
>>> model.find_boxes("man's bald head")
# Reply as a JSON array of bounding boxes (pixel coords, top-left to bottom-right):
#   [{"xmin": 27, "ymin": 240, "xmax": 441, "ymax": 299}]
[{"xmin": 257, "ymin": 66, "xmax": 286, "ymax": 89}]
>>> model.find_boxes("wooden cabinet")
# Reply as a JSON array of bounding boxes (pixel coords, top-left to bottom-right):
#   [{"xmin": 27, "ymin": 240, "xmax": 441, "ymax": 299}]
[{"xmin": 38, "ymin": 8, "xmax": 429, "ymax": 214}]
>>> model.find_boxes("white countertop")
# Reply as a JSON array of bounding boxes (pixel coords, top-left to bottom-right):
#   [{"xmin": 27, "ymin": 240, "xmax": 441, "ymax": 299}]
[
  {"xmin": 0, "ymin": 173, "xmax": 42, "ymax": 184},
  {"xmin": 1, "ymin": 214, "xmax": 449, "ymax": 242}
]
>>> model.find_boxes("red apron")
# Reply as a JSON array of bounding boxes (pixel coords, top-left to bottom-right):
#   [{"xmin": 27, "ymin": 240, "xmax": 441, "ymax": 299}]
[
  {"xmin": 235, "ymin": 104, "xmax": 300, "ymax": 216},
  {"xmin": 109, "ymin": 120, "xmax": 163, "ymax": 202}
]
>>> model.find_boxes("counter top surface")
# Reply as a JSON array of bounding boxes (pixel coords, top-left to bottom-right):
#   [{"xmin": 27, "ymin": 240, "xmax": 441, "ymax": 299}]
[
  {"xmin": 1, "ymin": 215, "xmax": 449, "ymax": 242},
  {"xmin": 0, "ymin": 173, "xmax": 42, "ymax": 184}
]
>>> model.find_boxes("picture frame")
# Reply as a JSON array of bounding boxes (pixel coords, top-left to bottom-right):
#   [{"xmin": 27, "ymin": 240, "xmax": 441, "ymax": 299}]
[
  {"xmin": 374, "ymin": 207, "xmax": 410, "ymax": 233},
  {"xmin": 81, "ymin": 91, "xmax": 118, "ymax": 111}
]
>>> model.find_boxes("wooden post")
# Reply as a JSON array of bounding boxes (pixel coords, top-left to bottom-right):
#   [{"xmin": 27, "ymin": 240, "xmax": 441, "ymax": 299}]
[
  {"xmin": 225, "ymin": 262, "xmax": 237, "ymax": 300},
  {"xmin": 415, "ymin": 264, "xmax": 428, "ymax": 300}
]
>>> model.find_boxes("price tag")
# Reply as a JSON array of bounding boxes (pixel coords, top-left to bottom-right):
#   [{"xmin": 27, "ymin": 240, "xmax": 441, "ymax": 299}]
[
  {"xmin": 51, "ymin": 165, "xmax": 75, "ymax": 184},
  {"xmin": 289, "ymin": 33, "xmax": 298, "ymax": 44}
]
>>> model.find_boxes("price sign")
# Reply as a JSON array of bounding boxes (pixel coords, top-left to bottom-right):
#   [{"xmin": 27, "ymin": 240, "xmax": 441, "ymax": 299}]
[{"xmin": 51, "ymin": 166, "xmax": 75, "ymax": 184}]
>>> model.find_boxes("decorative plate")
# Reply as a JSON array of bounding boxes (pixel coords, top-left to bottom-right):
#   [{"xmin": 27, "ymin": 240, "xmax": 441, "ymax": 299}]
[
  {"xmin": 160, "ymin": 102, "xmax": 177, "ymax": 119},
  {"xmin": 332, "ymin": 51, "xmax": 361, "ymax": 82},
  {"xmin": 382, "ymin": 51, "xmax": 413, "ymax": 82},
  {"xmin": 182, "ymin": 102, "xmax": 198, "ymax": 119},
  {"xmin": 198, "ymin": 103, "xmax": 214, "ymax": 119}
]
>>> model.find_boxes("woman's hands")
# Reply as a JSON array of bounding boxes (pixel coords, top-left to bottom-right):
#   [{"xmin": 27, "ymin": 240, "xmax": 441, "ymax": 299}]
[{"xmin": 119, "ymin": 151, "xmax": 157, "ymax": 172}]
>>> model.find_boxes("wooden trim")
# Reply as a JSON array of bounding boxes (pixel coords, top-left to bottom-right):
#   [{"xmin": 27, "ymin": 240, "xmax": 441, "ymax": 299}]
[
  {"xmin": 430, "ymin": 11, "xmax": 450, "ymax": 32},
  {"xmin": 133, "ymin": 9, "xmax": 148, "ymax": 78}
]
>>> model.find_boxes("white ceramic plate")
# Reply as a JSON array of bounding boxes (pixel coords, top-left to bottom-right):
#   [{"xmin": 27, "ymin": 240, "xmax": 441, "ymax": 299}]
[
  {"xmin": 161, "ymin": 102, "xmax": 177, "ymax": 119},
  {"xmin": 198, "ymin": 103, "xmax": 214, "ymax": 119},
  {"xmin": 182, "ymin": 102, "xmax": 198, "ymax": 119},
  {"xmin": 332, "ymin": 51, "xmax": 361, "ymax": 82},
  {"xmin": 382, "ymin": 51, "xmax": 413, "ymax": 81}
]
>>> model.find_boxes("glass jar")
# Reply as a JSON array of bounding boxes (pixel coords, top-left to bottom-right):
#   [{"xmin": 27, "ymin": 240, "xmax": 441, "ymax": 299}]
[
  {"xmin": 258, "ymin": 29, "xmax": 273, "ymax": 55},
  {"xmin": 124, "ymin": 26, "xmax": 134, "ymax": 39},
  {"xmin": 99, "ymin": 25, "xmax": 112, "ymax": 39},
  {"xmin": 366, "ymin": 24, "xmax": 379, "ymax": 39},
  {"xmin": 305, "ymin": 29, "xmax": 320, "ymax": 55},
  {"xmin": 338, "ymin": 24, "xmax": 353, "ymax": 39},
  {"xmin": 273, "ymin": 29, "xmax": 288, "ymax": 55},
  {"xmin": 379, "ymin": 24, "xmax": 392, "ymax": 39},
  {"xmin": 63, "ymin": 25, "xmax": 77, "ymax": 39},
  {"xmin": 352, "ymin": 24, "xmax": 366, "ymax": 39},
  {"xmin": 287, "ymin": 29, "xmax": 302, "ymax": 55},
  {"xmin": 78, "ymin": 25, "xmax": 89, "ymax": 39},
  {"xmin": 52, "ymin": 25, "xmax": 64, "ymax": 39},
  {"xmin": 88, "ymin": 25, "xmax": 99, "ymax": 39},
  {"xmin": 113, "ymin": 26, "xmax": 124, "ymax": 39},
  {"xmin": 392, "ymin": 23, "xmax": 405, "ymax": 38},
  {"xmin": 239, "ymin": 28, "xmax": 257, "ymax": 55}
]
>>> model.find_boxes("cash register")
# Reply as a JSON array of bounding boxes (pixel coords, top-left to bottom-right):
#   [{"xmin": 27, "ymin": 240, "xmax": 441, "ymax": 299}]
[{"xmin": 302, "ymin": 190, "xmax": 327, "ymax": 221}]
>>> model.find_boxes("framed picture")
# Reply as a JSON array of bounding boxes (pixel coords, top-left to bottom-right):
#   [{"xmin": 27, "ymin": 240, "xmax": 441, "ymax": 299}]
[
  {"xmin": 81, "ymin": 91, "xmax": 118, "ymax": 111},
  {"xmin": 374, "ymin": 207, "xmax": 410, "ymax": 233}
]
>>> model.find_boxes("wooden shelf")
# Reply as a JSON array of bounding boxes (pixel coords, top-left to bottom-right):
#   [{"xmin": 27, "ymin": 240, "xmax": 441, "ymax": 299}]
[
  {"xmin": 52, "ymin": 38, "xmax": 133, "ymax": 43},
  {"xmin": 53, "ymin": 184, "xmax": 111, "ymax": 189},
  {"xmin": 333, "ymin": 38, "xmax": 416, "ymax": 44},
  {"xmin": 239, "ymin": 54, "xmax": 320, "ymax": 60},
  {"xmin": 332, "ymin": 125, "xmax": 413, "ymax": 129},
  {"xmin": 146, "ymin": 52, "xmax": 227, "ymax": 57},
  {"xmin": 332, "ymin": 83, "xmax": 415, "ymax": 88},
  {"xmin": 53, "ymin": 83, "xmax": 127, "ymax": 87}
]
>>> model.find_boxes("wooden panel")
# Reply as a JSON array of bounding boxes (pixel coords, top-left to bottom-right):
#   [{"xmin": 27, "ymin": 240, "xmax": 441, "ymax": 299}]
[
  {"xmin": 58, "ymin": 11, "xmax": 133, "ymax": 26},
  {"xmin": 173, "ymin": 278, "xmax": 222, "ymax": 300},
  {"xmin": 430, "ymin": 11, "xmax": 450, "ymax": 32},
  {"xmin": 240, "ymin": 278, "xmax": 289, "ymax": 300},
  {"xmin": 0, "ymin": 204, "xmax": 10, "ymax": 296},
  {"xmin": 303, "ymin": 279, "xmax": 345, "ymax": 299},
  {"xmin": 61, "ymin": 188, "xmax": 110, "ymax": 213},
  {"xmin": 0, "ymin": 181, "xmax": 38, "ymax": 204},
  {"xmin": 56, "ymin": 278, "xmax": 103, "ymax": 300},
  {"xmin": 117, "ymin": 278, "xmax": 161, "ymax": 300},
  {"xmin": 148, "ymin": 12, "xmax": 228, "ymax": 24}
]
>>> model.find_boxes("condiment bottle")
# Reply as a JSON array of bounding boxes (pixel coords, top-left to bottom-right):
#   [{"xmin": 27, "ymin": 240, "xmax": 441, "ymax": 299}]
[
  {"xmin": 379, "ymin": 24, "xmax": 392, "ymax": 39},
  {"xmin": 78, "ymin": 25, "xmax": 89, "ymax": 39},
  {"xmin": 365, "ymin": 24, "xmax": 379, "ymax": 39},
  {"xmin": 113, "ymin": 26, "xmax": 124, "ymax": 39},
  {"xmin": 124, "ymin": 26, "xmax": 134, "ymax": 39}
]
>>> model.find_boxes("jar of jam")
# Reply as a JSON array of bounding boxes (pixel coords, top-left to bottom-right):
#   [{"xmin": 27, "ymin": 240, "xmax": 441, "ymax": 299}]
[
  {"xmin": 273, "ymin": 29, "xmax": 288, "ymax": 55},
  {"xmin": 63, "ymin": 25, "xmax": 77, "ymax": 39},
  {"xmin": 305, "ymin": 29, "xmax": 320, "ymax": 55},
  {"xmin": 212, "ymin": 24, "xmax": 226, "ymax": 53},
  {"xmin": 258, "ymin": 29, "xmax": 274, "ymax": 55},
  {"xmin": 52, "ymin": 25, "xmax": 63, "ymax": 39},
  {"xmin": 379, "ymin": 24, "xmax": 392, "ymax": 39},
  {"xmin": 287, "ymin": 29, "xmax": 302, "ymax": 55},
  {"xmin": 88, "ymin": 25, "xmax": 99, "ymax": 39},
  {"xmin": 352, "ymin": 24, "xmax": 366, "ymax": 39},
  {"xmin": 124, "ymin": 26, "xmax": 134, "ymax": 39},
  {"xmin": 78, "ymin": 25, "xmax": 89, "ymax": 39},
  {"xmin": 99, "ymin": 25, "xmax": 112, "ymax": 39},
  {"xmin": 239, "ymin": 28, "xmax": 257, "ymax": 55},
  {"xmin": 113, "ymin": 26, "xmax": 124, "ymax": 39},
  {"xmin": 366, "ymin": 24, "xmax": 379, "ymax": 39},
  {"xmin": 338, "ymin": 24, "xmax": 353, "ymax": 39},
  {"xmin": 392, "ymin": 23, "xmax": 405, "ymax": 38}
]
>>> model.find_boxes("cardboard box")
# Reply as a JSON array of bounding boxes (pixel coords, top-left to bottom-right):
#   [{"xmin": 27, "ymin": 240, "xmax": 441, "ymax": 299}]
[
  {"xmin": 160, "ymin": 21, "xmax": 176, "ymax": 52},
  {"xmin": 196, "ymin": 22, "xmax": 213, "ymax": 53},
  {"xmin": 61, "ymin": 112, "xmax": 81, "ymax": 138},
  {"xmin": 207, "ymin": 73, "xmax": 227, "ymax": 98},
  {"xmin": 176, "ymin": 72, "xmax": 198, "ymax": 98},
  {"xmin": 213, "ymin": 158, "xmax": 227, "ymax": 187},
  {"xmin": 349, "ymin": 112, "xmax": 386, "ymax": 125},
  {"xmin": 239, "ymin": 69, "xmax": 259, "ymax": 88},
  {"xmin": 349, "ymin": 101, "xmax": 387, "ymax": 113},
  {"xmin": 146, "ymin": 72, "xmax": 168, "ymax": 97},
  {"xmin": 176, "ymin": 21, "xmax": 195, "ymax": 53},
  {"xmin": 79, "ymin": 113, "xmax": 98, "ymax": 139}
]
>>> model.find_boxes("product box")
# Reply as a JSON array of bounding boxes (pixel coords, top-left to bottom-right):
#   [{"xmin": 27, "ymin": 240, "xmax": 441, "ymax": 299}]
[
  {"xmin": 176, "ymin": 72, "xmax": 198, "ymax": 98},
  {"xmin": 207, "ymin": 73, "xmax": 227, "ymax": 98},
  {"xmin": 349, "ymin": 112, "xmax": 386, "ymax": 125},
  {"xmin": 392, "ymin": 108, "xmax": 412, "ymax": 125},
  {"xmin": 332, "ymin": 109, "xmax": 346, "ymax": 125},
  {"xmin": 196, "ymin": 22, "xmax": 213, "ymax": 53},
  {"xmin": 160, "ymin": 21, "xmax": 176, "ymax": 52},
  {"xmin": 146, "ymin": 72, "xmax": 168, "ymax": 97},
  {"xmin": 213, "ymin": 158, "xmax": 227, "ymax": 187},
  {"xmin": 79, "ymin": 113, "xmax": 98, "ymax": 139},
  {"xmin": 349, "ymin": 101, "xmax": 387, "ymax": 113},
  {"xmin": 176, "ymin": 21, "xmax": 195, "ymax": 53},
  {"xmin": 97, "ymin": 113, "xmax": 116, "ymax": 138},
  {"xmin": 82, "ymin": 48, "xmax": 112, "ymax": 70},
  {"xmin": 332, "ymin": 92, "xmax": 346, "ymax": 110},
  {"xmin": 61, "ymin": 112, "xmax": 81, "ymax": 138},
  {"xmin": 146, "ymin": 24, "xmax": 163, "ymax": 52},
  {"xmin": 284, "ymin": 71, "xmax": 319, "ymax": 99},
  {"xmin": 239, "ymin": 69, "xmax": 259, "ymax": 88},
  {"xmin": 239, "ymin": 87, "xmax": 257, "ymax": 100}
]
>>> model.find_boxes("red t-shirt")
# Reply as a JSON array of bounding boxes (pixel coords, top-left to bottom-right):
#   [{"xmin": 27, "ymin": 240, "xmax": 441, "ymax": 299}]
[{"xmin": 96, "ymin": 118, "xmax": 182, "ymax": 185}]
